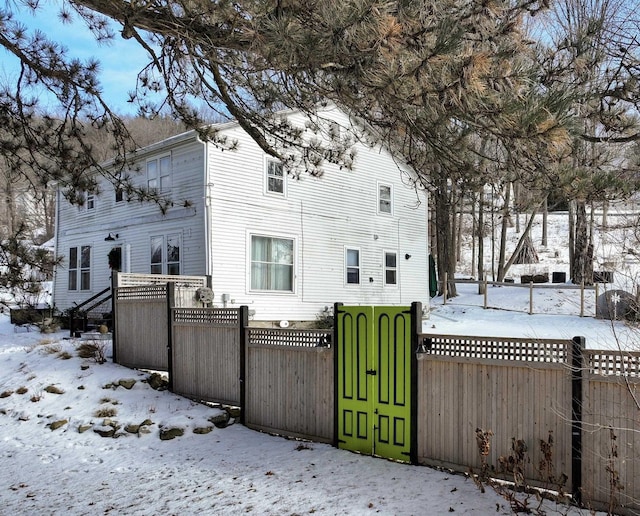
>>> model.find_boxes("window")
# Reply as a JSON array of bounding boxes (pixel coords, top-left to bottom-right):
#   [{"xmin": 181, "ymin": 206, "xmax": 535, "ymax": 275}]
[
  {"xmin": 68, "ymin": 245, "xmax": 91, "ymax": 291},
  {"xmin": 378, "ymin": 183, "xmax": 392, "ymax": 214},
  {"xmin": 78, "ymin": 193, "xmax": 95, "ymax": 212},
  {"xmin": 115, "ymin": 188, "xmax": 124, "ymax": 203},
  {"xmin": 147, "ymin": 155, "xmax": 171, "ymax": 192},
  {"xmin": 346, "ymin": 248, "xmax": 360, "ymax": 285},
  {"xmin": 68, "ymin": 247, "xmax": 78, "ymax": 290},
  {"xmin": 251, "ymin": 235, "xmax": 294, "ymax": 291},
  {"xmin": 167, "ymin": 234, "xmax": 181, "ymax": 275},
  {"xmin": 384, "ymin": 251, "xmax": 397, "ymax": 285},
  {"xmin": 150, "ymin": 234, "xmax": 181, "ymax": 275},
  {"xmin": 266, "ymin": 159, "xmax": 285, "ymax": 195}
]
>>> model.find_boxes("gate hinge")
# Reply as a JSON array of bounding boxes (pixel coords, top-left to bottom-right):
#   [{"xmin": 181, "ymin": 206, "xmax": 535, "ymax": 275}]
[{"xmin": 366, "ymin": 369, "xmax": 377, "ymax": 375}]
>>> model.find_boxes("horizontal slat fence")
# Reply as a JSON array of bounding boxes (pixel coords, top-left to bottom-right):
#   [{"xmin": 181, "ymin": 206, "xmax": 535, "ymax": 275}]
[
  {"xmin": 244, "ymin": 328, "xmax": 333, "ymax": 443},
  {"xmin": 170, "ymin": 307, "xmax": 243, "ymax": 406}
]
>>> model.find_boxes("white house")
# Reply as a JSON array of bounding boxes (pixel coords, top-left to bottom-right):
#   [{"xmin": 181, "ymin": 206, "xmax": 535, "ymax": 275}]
[{"xmin": 52, "ymin": 107, "xmax": 430, "ymax": 321}]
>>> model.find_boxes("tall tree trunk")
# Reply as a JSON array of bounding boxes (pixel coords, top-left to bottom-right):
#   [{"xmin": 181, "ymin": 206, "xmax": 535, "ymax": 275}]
[
  {"xmin": 477, "ymin": 189, "xmax": 485, "ymax": 294},
  {"xmin": 496, "ymin": 182, "xmax": 512, "ymax": 282},
  {"xmin": 568, "ymin": 201, "xmax": 575, "ymax": 279},
  {"xmin": 471, "ymin": 194, "xmax": 477, "ymax": 277},
  {"xmin": 434, "ymin": 175, "xmax": 457, "ymax": 297},
  {"xmin": 541, "ymin": 195, "xmax": 548, "ymax": 247},
  {"xmin": 572, "ymin": 201, "xmax": 594, "ymax": 285}
]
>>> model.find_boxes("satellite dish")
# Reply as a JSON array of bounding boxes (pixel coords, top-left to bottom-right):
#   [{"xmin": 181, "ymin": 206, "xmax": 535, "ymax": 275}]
[{"xmin": 196, "ymin": 287, "xmax": 214, "ymax": 304}]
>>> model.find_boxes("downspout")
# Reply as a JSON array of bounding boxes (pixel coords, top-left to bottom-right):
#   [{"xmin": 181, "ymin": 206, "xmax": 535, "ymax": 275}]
[
  {"xmin": 52, "ymin": 184, "xmax": 61, "ymax": 309},
  {"xmin": 202, "ymin": 140, "xmax": 211, "ymax": 277}
]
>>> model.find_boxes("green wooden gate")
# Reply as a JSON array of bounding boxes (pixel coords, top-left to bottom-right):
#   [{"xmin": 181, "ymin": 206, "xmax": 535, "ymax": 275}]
[{"xmin": 335, "ymin": 303, "xmax": 419, "ymax": 463}]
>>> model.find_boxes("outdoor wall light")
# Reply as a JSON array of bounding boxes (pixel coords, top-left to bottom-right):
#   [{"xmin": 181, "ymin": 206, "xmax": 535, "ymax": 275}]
[
  {"xmin": 405, "ymin": 253, "xmax": 411, "ymax": 260},
  {"xmin": 105, "ymin": 232, "xmax": 119, "ymax": 241}
]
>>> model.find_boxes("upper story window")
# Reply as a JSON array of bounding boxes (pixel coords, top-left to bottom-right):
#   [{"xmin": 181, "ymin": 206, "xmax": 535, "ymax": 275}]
[
  {"xmin": 384, "ymin": 251, "xmax": 397, "ymax": 286},
  {"xmin": 77, "ymin": 192, "xmax": 95, "ymax": 212},
  {"xmin": 378, "ymin": 183, "xmax": 393, "ymax": 214},
  {"xmin": 346, "ymin": 248, "xmax": 360, "ymax": 285},
  {"xmin": 147, "ymin": 155, "xmax": 172, "ymax": 192},
  {"xmin": 68, "ymin": 245, "xmax": 91, "ymax": 291},
  {"xmin": 265, "ymin": 159, "xmax": 285, "ymax": 195},
  {"xmin": 251, "ymin": 235, "xmax": 294, "ymax": 292},
  {"xmin": 115, "ymin": 187, "xmax": 125, "ymax": 203}
]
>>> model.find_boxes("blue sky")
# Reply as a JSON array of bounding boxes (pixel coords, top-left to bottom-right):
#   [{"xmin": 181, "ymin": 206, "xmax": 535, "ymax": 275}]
[{"xmin": 2, "ymin": 2, "xmax": 152, "ymax": 115}]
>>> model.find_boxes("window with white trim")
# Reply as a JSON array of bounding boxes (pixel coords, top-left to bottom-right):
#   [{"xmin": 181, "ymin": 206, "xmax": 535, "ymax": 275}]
[
  {"xmin": 265, "ymin": 159, "xmax": 285, "ymax": 195},
  {"xmin": 147, "ymin": 155, "xmax": 172, "ymax": 192},
  {"xmin": 77, "ymin": 193, "xmax": 95, "ymax": 212},
  {"xmin": 251, "ymin": 235, "xmax": 294, "ymax": 291},
  {"xmin": 150, "ymin": 233, "xmax": 181, "ymax": 275},
  {"xmin": 378, "ymin": 183, "xmax": 392, "ymax": 214},
  {"xmin": 346, "ymin": 248, "xmax": 360, "ymax": 285},
  {"xmin": 384, "ymin": 251, "xmax": 397, "ymax": 285},
  {"xmin": 68, "ymin": 245, "xmax": 91, "ymax": 291}
]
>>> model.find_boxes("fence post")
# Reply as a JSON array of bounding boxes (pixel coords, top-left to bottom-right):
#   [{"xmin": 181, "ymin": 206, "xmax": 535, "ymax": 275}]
[
  {"xmin": 111, "ymin": 272, "xmax": 118, "ymax": 363},
  {"xmin": 333, "ymin": 302, "xmax": 343, "ymax": 448},
  {"xmin": 239, "ymin": 305, "xmax": 249, "ymax": 425},
  {"xmin": 529, "ymin": 281, "xmax": 533, "ymax": 315},
  {"xmin": 571, "ymin": 336, "xmax": 585, "ymax": 506},
  {"xmin": 483, "ymin": 276, "xmax": 488, "ymax": 309},
  {"xmin": 410, "ymin": 301, "xmax": 421, "ymax": 465},
  {"xmin": 443, "ymin": 272, "xmax": 448, "ymax": 305},
  {"xmin": 166, "ymin": 282, "xmax": 176, "ymax": 392}
]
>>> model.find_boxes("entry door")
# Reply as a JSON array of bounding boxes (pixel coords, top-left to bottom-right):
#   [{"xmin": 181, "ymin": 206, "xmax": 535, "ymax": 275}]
[{"xmin": 336, "ymin": 305, "xmax": 415, "ymax": 462}]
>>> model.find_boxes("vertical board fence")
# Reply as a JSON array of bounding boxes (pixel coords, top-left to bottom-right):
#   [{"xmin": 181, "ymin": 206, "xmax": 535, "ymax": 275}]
[
  {"xmin": 112, "ymin": 272, "xmax": 209, "ymax": 370},
  {"xmin": 243, "ymin": 328, "xmax": 333, "ymax": 443},
  {"xmin": 581, "ymin": 350, "xmax": 640, "ymax": 513},
  {"xmin": 417, "ymin": 335, "xmax": 574, "ymax": 492},
  {"xmin": 418, "ymin": 333, "xmax": 640, "ymax": 515},
  {"xmin": 170, "ymin": 307, "xmax": 246, "ymax": 406}
]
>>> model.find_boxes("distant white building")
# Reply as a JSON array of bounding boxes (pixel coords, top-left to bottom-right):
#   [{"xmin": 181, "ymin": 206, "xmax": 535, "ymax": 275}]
[{"xmin": 52, "ymin": 107, "xmax": 430, "ymax": 321}]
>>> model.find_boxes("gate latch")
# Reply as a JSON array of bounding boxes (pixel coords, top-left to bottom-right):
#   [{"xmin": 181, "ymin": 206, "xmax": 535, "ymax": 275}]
[{"xmin": 366, "ymin": 369, "xmax": 377, "ymax": 376}]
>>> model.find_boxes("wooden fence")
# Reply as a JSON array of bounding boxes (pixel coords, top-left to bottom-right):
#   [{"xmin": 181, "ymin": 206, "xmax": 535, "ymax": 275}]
[
  {"xmin": 170, "ymin": 307, "xmax": 246, "ymax": 406},
  {"xmin": 418, "ymin": 333, "xmax": 640, "ymax": 515},
  {"xmin": 244, "ymin": 328, "xmax": 334, "ymax": 443},
  {"xmin": 112, "ymin": 272, "xmax": 209, "ymax": 370},
  {"xmin": 109, "ymin": 286, "xmax": 640, "ymax": 514}
]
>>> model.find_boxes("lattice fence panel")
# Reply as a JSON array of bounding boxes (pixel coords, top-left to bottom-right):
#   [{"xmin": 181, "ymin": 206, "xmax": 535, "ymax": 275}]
[
  {"xmin": 248, "ymin": 328, "xmax": 331, "ymax": 348},
  {"xmin": 420, "ymin": 334, "xmax": 569, "ymax": 363},
  {"xmin": 586, "ymin": 350, "xmax": 640, "ymax": 377},
  {"xmin": 172, "ymin": 308, "xmax": 240, "ymax": 327}
]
